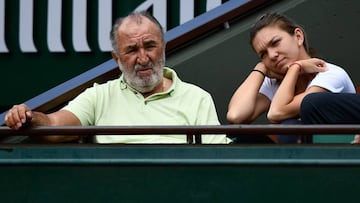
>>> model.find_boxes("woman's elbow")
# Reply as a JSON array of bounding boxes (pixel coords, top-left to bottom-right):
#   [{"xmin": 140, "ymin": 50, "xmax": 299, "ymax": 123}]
[
  {"xmin": 227, "ymin": 111, "xmax": 251, "ymax": 124},
  {"xmin": 226, "ymin": 111, "xmax": 239, "ymax": 124},
  {"xmin": 267, "ymin": 110, "xmax": 282, "ymax": 124},
  {"xmin": 227, "ymin": 109, "xmax": 248, "ymax": 124}
]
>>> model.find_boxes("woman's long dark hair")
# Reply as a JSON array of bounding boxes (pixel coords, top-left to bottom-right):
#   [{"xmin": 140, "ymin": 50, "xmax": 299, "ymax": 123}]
[{"xmin": 249, "ymin": 12, "xmax": 319, "ymax": 57}]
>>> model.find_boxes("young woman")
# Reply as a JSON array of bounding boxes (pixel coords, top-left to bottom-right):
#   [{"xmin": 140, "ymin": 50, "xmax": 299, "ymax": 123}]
[{"xmin": 227, "ymin": 12, "xmax": 355, "ymax": 143}]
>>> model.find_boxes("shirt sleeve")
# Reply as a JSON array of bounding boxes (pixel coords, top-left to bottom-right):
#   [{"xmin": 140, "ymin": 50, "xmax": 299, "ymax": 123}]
[
  {"xmin": 259, "ymin": 77, "xmax": 279, "ymax": 101},
  {"xmin": 308, "ymin": 64, "xmax": 355, "ymax": 93},
  {"xmin": 62, "ymin": 84, "xmax": 98, "ymax": 126}
]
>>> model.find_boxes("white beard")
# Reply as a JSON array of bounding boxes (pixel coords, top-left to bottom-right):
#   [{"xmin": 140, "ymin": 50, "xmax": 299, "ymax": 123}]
[{"xmin": 117, "ymin": 54, "xmax": 165, "ymax": 93}]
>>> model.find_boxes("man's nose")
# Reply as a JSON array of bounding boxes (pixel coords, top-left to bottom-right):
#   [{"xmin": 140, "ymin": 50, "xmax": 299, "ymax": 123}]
[{"xmin": 137, "ymin": 50, "xmax": 149, "ymax": 65}]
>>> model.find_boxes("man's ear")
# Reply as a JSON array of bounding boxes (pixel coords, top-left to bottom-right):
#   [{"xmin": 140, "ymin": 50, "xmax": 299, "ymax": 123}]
[{"xmin": 111, "ymin": 51, "xmax": 119, "ymax": 62}]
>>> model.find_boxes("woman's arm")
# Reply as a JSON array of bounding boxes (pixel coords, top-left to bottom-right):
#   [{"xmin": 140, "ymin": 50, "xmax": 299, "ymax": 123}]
[
  {"xmin": 268, "ymin": 58, "xmax": 328, "ymax": 123},
  {"xmin": 227, "ymin": 62, "xmax": 271, "ymax": 124}
]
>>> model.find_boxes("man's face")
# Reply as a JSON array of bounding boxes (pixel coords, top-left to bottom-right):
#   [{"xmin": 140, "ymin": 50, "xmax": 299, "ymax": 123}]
[{"xmin": 115, "ymin": 16, "xmax": 165, "ymax": 93}]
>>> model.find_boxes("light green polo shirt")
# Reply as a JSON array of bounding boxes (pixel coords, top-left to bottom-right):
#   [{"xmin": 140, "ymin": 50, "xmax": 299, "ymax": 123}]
[{"xmin": 63, "ymin": 67, "xmax": 229, "ymax": 144}]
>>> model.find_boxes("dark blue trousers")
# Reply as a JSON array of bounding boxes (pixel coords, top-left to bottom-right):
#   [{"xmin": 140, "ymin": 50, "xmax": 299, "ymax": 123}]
[
  {"xmin": 277, "ymin": 118, "xmax": 301, "ymax": 144},
  {"xmin": 300, "ymin": 92, "xmax": 360, "ymax": 124}
]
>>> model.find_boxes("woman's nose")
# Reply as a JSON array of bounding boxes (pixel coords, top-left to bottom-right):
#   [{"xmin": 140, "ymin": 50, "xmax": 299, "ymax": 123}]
[{"xmin": 268, "ymin": 48, "xmax": 278, "ymax": 59}]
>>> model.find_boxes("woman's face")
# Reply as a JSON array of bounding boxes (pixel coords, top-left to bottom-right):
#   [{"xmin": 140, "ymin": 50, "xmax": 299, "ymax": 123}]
[{"xmin": 252, "ymin": 25, "xmax": 303, "ymax": 74}]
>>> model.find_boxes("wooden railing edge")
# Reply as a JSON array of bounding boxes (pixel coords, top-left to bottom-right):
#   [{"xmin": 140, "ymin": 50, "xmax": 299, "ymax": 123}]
[{"xmin": 0, "ymin": 124, "xmax": 359, "ymax": 136}]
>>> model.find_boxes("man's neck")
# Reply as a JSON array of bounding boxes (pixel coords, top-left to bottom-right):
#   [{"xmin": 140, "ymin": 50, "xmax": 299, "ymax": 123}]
[{"xmin": 142, "ymin": 77, "xmax": 172, "ymax": 98}]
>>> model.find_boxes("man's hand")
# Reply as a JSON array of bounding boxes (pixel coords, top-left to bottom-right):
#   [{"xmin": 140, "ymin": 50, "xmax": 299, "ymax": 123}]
[{"xmin": 4, "ymin": 104, "xmax": 32, "ymax": 130}]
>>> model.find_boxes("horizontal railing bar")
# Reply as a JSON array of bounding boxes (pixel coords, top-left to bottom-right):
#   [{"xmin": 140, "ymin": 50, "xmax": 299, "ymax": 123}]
[
  {"xmin": 3, "ymin": 159, "xmax": 360, "ymax": 166},
  {"xmin": 0, "ymin": 125, "xmax": 359, "ymax": 136}
]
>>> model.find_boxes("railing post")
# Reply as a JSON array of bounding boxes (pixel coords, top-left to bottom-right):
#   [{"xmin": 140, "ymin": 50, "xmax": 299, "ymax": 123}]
[
  {"xmin": 194, "ymin": 134, "xmax": 202, "ymax": 144},
  {"xmin": 186, "ymin": 134, "xmax": 193, "ymax": 144}
]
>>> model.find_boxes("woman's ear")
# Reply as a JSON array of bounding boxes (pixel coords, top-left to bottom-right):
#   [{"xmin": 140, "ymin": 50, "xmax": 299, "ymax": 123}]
[{"xmin": 294, "ymin": 27, "xmax": 304, "ymax": 46}]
